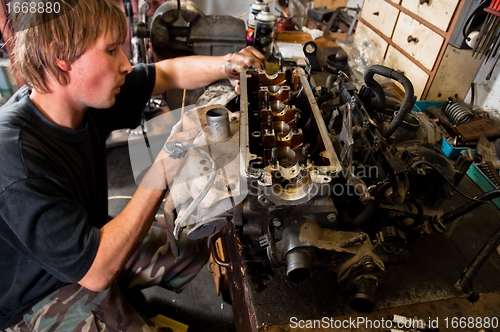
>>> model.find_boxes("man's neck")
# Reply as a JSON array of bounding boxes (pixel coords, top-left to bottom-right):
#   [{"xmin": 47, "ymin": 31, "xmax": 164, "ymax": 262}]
[{"xmin": 29, "ymin": 88, "xmax": 86, "ymax": 130}]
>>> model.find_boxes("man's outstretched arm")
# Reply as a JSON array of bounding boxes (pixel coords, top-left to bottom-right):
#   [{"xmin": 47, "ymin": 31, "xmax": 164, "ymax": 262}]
[{"xmin": 152, "ymin": 46, "xmax": 265, "ymax": 95}]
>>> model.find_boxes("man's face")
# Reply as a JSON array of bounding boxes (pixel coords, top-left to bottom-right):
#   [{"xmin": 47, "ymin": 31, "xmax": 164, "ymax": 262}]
[{"xmin": 67, "ymin": 31, "xmax": 132, "ymax": 110}]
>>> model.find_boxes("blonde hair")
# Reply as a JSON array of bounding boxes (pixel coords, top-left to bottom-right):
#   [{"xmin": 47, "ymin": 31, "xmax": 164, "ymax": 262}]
[{"xmin": 12, "ymin": 0, "xmax": 127, "ymax": 93}]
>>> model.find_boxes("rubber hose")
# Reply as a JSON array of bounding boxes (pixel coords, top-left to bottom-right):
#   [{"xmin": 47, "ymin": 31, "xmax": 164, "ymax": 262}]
[
  {"xmin": 441, "ymin": 189, "xmax": 500, "ymax": 225},
  {"xmin": 364, "ymin": 65, "xmax": 415, "ymax": 139},
  {"xmin": 456, "ymin": 224, "xmax": 500, "ymax": 301},
  {"xmin": 363, "ymin": 66, "xmax": 388, "ymax": 113},
  {"xmin": 353, "ymin": 200, "xmax": 380, "ymax": 226}
]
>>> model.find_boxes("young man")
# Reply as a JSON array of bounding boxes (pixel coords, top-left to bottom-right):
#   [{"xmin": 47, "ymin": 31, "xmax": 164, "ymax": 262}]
[{"xmin": 0, "ymin": 0, "xmax": 265, "ymax": 330}]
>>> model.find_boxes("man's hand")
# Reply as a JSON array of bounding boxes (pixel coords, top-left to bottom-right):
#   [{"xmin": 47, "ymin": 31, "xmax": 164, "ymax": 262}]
[
  {"xmin": 222, "ymin": 46, "xmax": 266, "ymax": 79},
  {"xmin": 222, "ymin": 46, "xmax": 266, "ymax": 94}
]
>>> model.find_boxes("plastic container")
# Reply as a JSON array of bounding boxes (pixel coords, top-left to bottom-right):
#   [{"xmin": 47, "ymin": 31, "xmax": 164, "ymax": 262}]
[
  {"xmin": 413, "ymin": 101, "xmax": 474, "ymax": 159},
  {"xmin": 413, "ymin": 100, "xmax": 446, "ymax": 113},
  {"xmin": 441, "ymin": 136, "xmax": 472, "ymax": 159}
]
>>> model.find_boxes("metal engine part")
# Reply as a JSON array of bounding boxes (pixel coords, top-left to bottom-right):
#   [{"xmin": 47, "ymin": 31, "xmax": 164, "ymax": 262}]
[
  {"xmin": 233, "ymin": 66, "xmax": 472, "ymax": 312},
  {"xmin": 163, "ymin": 104, "xmax": 243, "ymax": 243},
  {"xmin": 166, "ymin": 65, "xmax": 474, "ymax": 312}
]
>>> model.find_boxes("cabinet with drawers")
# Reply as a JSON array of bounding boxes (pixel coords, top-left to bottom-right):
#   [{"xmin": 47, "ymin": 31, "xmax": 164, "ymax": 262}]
[{"xmin": 356, "ymin": 0, "xmax": 483, "ymax": 100}]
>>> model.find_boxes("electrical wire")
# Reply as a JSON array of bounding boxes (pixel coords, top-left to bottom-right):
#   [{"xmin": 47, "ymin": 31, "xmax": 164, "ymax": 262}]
[
  {"xmin": 410, "ymin": 160, "xmax": 488, "ymax": 203},
  {"xmin": 108, "ymin": 195, "xmax": 168, "ymax": 203},
  {"xmin": 108, "ymin": 195, "xmax": 133, "ymax": 200}
]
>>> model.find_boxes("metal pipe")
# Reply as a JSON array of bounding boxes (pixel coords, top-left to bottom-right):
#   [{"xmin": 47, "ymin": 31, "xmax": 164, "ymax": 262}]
[
  {"xmin": 350, "ymin": 278, "xmax": 377, "ymax": 312},
  {"xmin": 206, "ymin": 108, "xmax": 231, "ymax": 142},
  {"xmin": 286, "ymin": 248, "xmax": 312, "ymax": 283}
]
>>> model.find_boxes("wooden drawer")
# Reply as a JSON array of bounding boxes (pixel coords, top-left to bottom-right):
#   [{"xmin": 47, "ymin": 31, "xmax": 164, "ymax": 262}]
[
  {"xmin": 358, "ymin": 0, "xmax": 479, "ymax": 100},
  {"xmin": 354, "ymin": 21, "xmax": 389, "ymax": 64},
  {"xmin": 384, "ymin": 46, "xmax": 429, "ymax": 99},
  {"xmin": 400, "ymin": 0, "xmax": 459, "ymax": 31},
  {"xmin": 392, "ymin": 12, "xmax": 444, "ymax": 71},
  {"xmin": 360, "ymin": 0, "xmax": 400, "ymax": 38}
]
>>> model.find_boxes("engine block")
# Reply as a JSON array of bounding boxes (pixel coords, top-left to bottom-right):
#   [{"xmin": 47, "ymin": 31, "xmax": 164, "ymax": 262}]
[{"xmin": 165, "ymin": 65, "xmax": 475, "ymax": 312}]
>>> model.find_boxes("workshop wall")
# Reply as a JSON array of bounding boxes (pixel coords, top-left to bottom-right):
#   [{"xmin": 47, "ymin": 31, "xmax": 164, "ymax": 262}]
[
  {"xmin": 467, "ymin": 55, "xmax": 500, "ymax": 113},
  {"xmin": 192, "ymin": 0, "xmax": 253, "ymax": 21},
  {"xmin": 347, "ymin": 0, "xmax": 363, "ymax": 7}
]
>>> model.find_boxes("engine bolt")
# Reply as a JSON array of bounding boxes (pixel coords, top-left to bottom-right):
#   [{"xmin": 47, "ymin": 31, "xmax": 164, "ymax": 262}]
[
  {"xmin": 363, "ymin": 261, "xmax": 375, "ymax": 271},
  {"xmin": 327, "ymin": 213, "xmax": 337, "ymax": 223},
  {"xmin": 271, "ymin": 218, "xmax": 282, "ymax": 227},
  {"xmin": 402, "ymin": 218, "xmax": 414, "ymax": 226}
]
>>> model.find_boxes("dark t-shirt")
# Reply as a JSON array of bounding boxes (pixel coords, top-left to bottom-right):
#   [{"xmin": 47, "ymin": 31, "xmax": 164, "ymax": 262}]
[{"xmin": 0, "ymin": 63, "xmax": 156, "ymax": 329}]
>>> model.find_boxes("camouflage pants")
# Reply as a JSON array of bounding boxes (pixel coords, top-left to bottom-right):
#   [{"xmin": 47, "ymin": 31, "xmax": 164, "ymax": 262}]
[{"xmin": 5, "ymin": 221, "xmax": 210, "ymax": 332}]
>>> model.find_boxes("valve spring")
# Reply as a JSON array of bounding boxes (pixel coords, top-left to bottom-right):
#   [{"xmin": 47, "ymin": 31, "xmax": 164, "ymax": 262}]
[{"xmin": 444, "ymin": 102, "xmax": 474, "ymax": 125}]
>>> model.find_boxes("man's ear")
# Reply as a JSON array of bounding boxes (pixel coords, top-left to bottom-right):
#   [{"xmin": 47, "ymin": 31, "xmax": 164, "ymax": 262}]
[{"xmin": 55, "ymin": 58, "xmax": 71, "ymax": 72}]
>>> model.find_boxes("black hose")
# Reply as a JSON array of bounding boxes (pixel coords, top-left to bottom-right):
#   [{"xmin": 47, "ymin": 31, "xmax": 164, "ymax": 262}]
[
  {"xmin": 437, "ymin": 188, "xmax": 500, "ymax": 302},
  {"xmin": 456, "ymin": 224, "xmax": 500, "ymax": 302},
  {"xmin": 363, "ymin": 68, "xmax": 386, "ymax": 113},
  {"xmin": 364, "ymin": 65, "xmax": 415, "ymax": 139},
  {"xmin": 441, "ymin": 189, "xmax": 500, "ymax": 225},
  {"xmin": 353, "ymin": 200, "xmax": 380, "ymax": 226}
]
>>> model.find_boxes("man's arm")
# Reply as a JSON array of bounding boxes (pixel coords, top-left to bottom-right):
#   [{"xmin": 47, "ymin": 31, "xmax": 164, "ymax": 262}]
[
  {"xmin": 80, "ymin": 116, "xmax": 201, "ymax": 291},
  {"xmin": 78, "ymin": 149, "xmax": 185, "ymax": 292},
  {"xmin": 152, "ymin": 46, "xmax": 265, "ymax": 95},
  {"xmin": 79, "ymin": 125, "xmax": 200, "ymax": 291},
  {"xmin": 79, "ymin": 188, "xmax": 164, "ymax": 291}
]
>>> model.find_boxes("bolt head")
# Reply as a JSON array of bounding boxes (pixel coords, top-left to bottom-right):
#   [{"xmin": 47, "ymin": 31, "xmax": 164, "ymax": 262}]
[
  {"xmin": 271, "ymin": 218, "xmax": 282, "ymax": 227},
  {"xmin": 327, "ymin": 213, "xmax": 337, "ymax": 223},
  {"xmin": 364, "ymin": 262, "xmax": 375, "ymax": 271}
]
